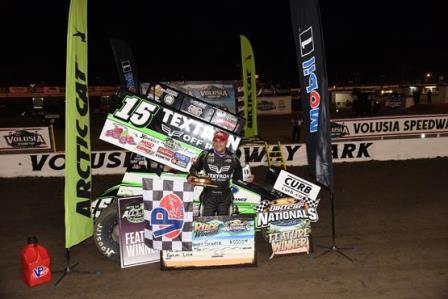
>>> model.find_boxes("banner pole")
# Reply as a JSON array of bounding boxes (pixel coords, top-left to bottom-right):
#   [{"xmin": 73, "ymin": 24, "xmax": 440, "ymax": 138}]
[
  {"xmin": 53, "ymin": 248, "xmax": 100, "ymax": 287},
  {"xmin": 313, "ymin": 190, "xmax": 354, "ymax": 262},
  {"xmin": 50, "ymin": 124, "xmax": 57, "ymax": 152}
]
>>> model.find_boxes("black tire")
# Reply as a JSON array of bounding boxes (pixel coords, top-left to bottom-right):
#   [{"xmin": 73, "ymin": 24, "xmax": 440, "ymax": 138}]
[{"xmin": 94, "ymin": 202, "xmax": 120, "ymax": 262}]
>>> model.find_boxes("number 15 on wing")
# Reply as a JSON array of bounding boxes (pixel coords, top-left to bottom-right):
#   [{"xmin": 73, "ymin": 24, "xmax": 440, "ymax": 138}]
[{"xmin": 114, "ymin": 95, "xmax": 160, "ymax": 127}]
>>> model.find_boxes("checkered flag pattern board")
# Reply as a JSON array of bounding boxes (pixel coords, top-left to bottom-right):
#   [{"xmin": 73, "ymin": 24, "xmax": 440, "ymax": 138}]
[
  {"xmin": 255, "ymin": 200, "xmax": 271, "ymax": 213},
  {"xmin": 143, "ymin": 178, "xmax": 194, "ymax": 251},
  {"xmin": 305, "ymin": 197, "xmax": 320, "ymax": 209}
]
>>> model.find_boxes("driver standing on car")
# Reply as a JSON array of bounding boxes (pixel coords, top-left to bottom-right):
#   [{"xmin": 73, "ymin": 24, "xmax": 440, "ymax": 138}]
[{"xmin": 187, "ymin": 131, "xmax": 254, "ymax": 216}]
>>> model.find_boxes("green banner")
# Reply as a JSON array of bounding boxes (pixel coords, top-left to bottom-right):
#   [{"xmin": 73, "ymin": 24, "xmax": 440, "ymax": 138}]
[
  {"xmin": 240, "ymin": 35, "xmax": 258, "ymax": 138},
  {"xmin": 64, "ymin": 0, "xmax": 92, "ymax": 248}
]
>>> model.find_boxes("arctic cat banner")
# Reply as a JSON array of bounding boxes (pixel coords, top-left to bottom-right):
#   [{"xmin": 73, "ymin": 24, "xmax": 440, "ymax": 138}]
[
  {"xmin": 0, "ymin": 127, "xmax": 52, "ymax": 152},
  {"xmin": 101, "ymin": 90, "xmax": 243, "ymax": 171},
  {"xmin": 240, "ymin": 35, "xmax": 258, "ymax": 138},
  {"xmin": 161, "ymin": 215, "xmax": 256, "ymax": 269},
  {"xmin": 331, "ymin": 114, "xmax": 448, "ymax": 139},
  {"xmin": 64, "ymin": 0, "xmax": 93, "ymax": 248},
  {"xmin": 110, "ymin": 39, "xmax": 140, "ymax": 93},
  {"xmin": 290, "ymin": 0, "xmax": 333, "ymax": 191}
]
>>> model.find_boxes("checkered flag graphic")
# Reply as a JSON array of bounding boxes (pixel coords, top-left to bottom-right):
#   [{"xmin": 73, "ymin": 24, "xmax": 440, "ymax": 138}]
[
  {"xmin": 255, "ymin": 200, "xmax": 271, "ymax": 213},
  {"xmin": 143, "ymin": 178, "xmax": 194, "ymax": 251},
  {"xmin": 304, "ymin": 197, "xmax": 320, "ymax": 209}
]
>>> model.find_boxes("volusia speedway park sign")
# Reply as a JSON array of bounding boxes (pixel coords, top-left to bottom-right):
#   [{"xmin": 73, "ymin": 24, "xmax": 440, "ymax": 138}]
[
  {"xmin": 331, "ymin": 114, "xmax": 448, "ymax": 139},
  {"xmin": 2, "ymin": 136, "xmax": 448, "ymax": 177}
]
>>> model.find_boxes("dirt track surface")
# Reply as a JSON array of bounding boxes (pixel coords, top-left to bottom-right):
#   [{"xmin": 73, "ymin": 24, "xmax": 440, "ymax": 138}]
[{"xmin": 1, "ymin": 158, "xmax": 447, "ymax": 298}]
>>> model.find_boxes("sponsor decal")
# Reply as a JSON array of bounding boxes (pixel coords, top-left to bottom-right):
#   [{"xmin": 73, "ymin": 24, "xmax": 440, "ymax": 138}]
[
  {"xmin": 298, "ymin": 27, "xmax": 314, "ymax": 57},
  {"xmin": 210, "ymin": 110, "xmax": 239, "ymax": 131},
  {"xmin": 0, "ymin": 127, "xmax": 52, "ymax": 152},
  {"xmin": 331, "ymin": 122, "xmax": 350, "ymax": 138},
  {"xmin": 157, "ymin": 147, "xmax": 174, "ymax": 158},
  {"xmin": 150, "ymin": 194, "xmax": 184, "ymax": 239},
  {"xmin": 171, "ymin": 152, "xmax": 191, "ymax": 168},
  {"xmin": 299, "ymin": 26, "xmax": 321, "ymax": 133},
  {"xmin": 199, "ymin": 85, "xmax": 229, "ymax": 98},
  {"xmin": 136, "ymin": 140, "xmax": 154, "ymax": 154},
  {"xmin": 273, "ymin": 170, "xmax": 321, "ymax": 201},
  {"xmin": 258, "ymin": 100, "xmax": 276, "ymax": 111},
  {"xmin": 32, "ymin": 266, "xmax": 49, "ymax": 278},
  {"xmin": 187, "ymin": 104, "xmax": 203, "ymax": 117},
  {"xmin": 118, "ymin": 196, "xmax": 159, "ymax": 268},
  {"xmin": 105, "ymin": 125, "xmax": 136, "ymax": 145},
  {"xmin": 4, "ymin": 130, "xmax": 46, "ymax": 148},
  {"xmin": 256, "ymin": 198, "xmax": 318, "ymax": 228},
  {"xmin": 161, "ymin": 124, "xmax": 183, "ymax": 138},
  {"xmin": 121, "ymin": 202, "xmax": 144, "ymax": 224},
  {"xmin": 194, "ymin": 220, "xmax": 221, "ymax": 237},
  {"xmin": 224, "ymin": 219, "xmax": 250, "ymax": 232},
  {"xmin": 208, "ymin": 165, "xmax": 231, "ymax": 174}
]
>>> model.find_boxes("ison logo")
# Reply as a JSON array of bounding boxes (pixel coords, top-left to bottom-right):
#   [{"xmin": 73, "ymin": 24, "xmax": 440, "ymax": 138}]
[
  {"xmin": 32, "ymin": 266, "xmax": 49, "ymax": 278},
  {"xmin": 151, "ymin": 194, "xmax": 184, "ymax": 239},
  {"xmin": 299, "ymin": 27, "xmax": 314, "ymax": 57}
]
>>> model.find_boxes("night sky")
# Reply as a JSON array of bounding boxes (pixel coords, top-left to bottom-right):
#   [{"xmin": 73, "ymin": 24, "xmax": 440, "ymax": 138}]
[{"xmin": 1, "ymin": 1, "xmax": 446, "ymax": 86}]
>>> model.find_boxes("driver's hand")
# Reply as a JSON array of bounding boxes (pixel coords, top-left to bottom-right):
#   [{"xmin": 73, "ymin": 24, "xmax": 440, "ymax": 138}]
[
  {"xmin": 187, "ymin": 175, "xmax": 197, "ymax": 184},
  {"xmin": 245, "ymin": 174, "xmax": 255, "ymax": 183}
]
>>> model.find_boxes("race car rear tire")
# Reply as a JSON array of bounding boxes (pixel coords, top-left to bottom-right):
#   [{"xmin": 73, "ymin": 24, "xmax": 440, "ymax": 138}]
[{"xmin": 94, "ymin": 202, "xmax": 120, "ymax": 262}]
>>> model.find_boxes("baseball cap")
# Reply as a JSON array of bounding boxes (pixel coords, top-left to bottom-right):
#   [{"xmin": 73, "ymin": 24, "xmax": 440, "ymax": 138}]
[{"xmin": 213, "ymin": 131, "xmax": 229, "ymax": 142}]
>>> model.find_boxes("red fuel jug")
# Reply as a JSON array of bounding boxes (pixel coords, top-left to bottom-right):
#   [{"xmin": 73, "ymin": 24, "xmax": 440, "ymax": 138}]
[{"xmin": 21, "ymin": 236, "xmax": 52, "ymax": 287}]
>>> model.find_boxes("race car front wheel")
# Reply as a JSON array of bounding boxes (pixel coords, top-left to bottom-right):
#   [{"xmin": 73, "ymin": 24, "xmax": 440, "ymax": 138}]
[{"xmin": 94, "ymin": 202, "xmax": 120, "ymax": 262}]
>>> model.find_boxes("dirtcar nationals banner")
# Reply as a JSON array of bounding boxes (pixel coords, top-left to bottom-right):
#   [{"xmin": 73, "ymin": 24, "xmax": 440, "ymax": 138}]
[
  {"xmin": 256, "ymin": 197, "xmax": 319, "ymax": 258},
  {"xmin": 118, "ymin": 196, "xmax": 159, "ymax": 268},
  {"xmin": 0, "ymin": 127, "xmax": 52, "ymax": 152},
  {"xmin": 161, "ymin": 215, "xmax": 256, "ymax": 269},
  {"xmin": 101, "ymin": 89, "xmax": 243, "ymax": 172},
  {"xmin": 331, "ymin": 114, "xmax": 448, "ymax": 139}
]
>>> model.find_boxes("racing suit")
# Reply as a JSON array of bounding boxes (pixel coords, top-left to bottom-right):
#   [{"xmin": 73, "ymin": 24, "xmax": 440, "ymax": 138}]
[{"xmin": 189, "ymin": 149, "xmax": 243, "ymax": 216}]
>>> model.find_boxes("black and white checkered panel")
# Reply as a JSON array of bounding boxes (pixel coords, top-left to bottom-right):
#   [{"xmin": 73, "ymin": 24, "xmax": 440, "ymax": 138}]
[
  {"xmin": 305, "ymin": 197, "xmax": 320, "ymax": 209},
  {"xmin": 143, "ymin": 178, "xmax": 194, "ymax": 251},
  {"xmin": 255, "ymin": 200, "xmax": 271, "ymax": 213}
]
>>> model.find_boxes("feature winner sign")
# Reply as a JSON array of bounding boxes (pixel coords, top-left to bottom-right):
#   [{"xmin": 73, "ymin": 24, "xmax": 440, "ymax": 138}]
[
  {"xmin": 100, "ymin": 87, "xmax": 243, "ymax": 172},
  {"xmin": 117, "ymin": 196, "xmax": 159, "ymax": 268},
  {"xmin": 257, "ymin": 170, "xmax": 322, "ymax": 258},
  {"xmin": 256, "ymin": 198, "xmax": 316, "ymax": 258}
]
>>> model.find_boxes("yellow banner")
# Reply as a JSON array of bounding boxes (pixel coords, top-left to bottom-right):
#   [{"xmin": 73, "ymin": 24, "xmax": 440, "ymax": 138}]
[
  {"xmin": 240, "ymin": 35, "xmax": 258, "ymax": 137},
  {"xmin": 64, "ymin": 0, "xmax": 92, "ymax": 248}
]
